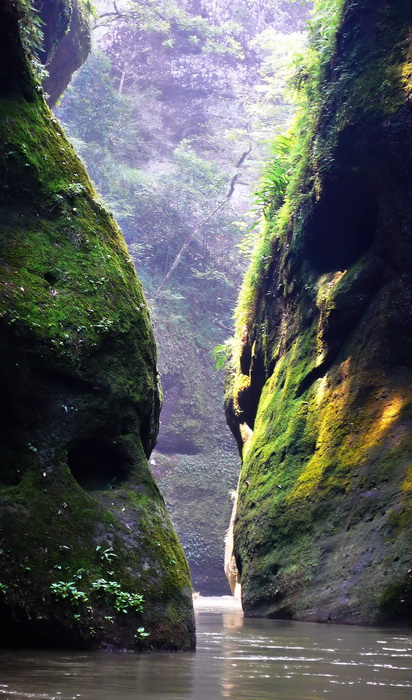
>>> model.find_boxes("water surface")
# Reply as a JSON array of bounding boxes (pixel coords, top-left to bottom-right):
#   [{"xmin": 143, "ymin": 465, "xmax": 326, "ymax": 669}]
[{"xmin": 0, "ymin": 597, "xmax": 411, "ymax": 699}]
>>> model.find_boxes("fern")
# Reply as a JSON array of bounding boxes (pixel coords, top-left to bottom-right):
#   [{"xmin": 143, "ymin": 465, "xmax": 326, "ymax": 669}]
[
  {"xmin": 18, "ymin": 0, "xmax": 48, "ymax": 82},
  {"xmin": 253, "ymin": 133, "xmax": 293, "ymax": 214}
]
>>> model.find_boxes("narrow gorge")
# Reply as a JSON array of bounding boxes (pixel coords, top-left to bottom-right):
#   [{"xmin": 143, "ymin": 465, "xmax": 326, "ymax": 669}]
[
  {"xmin": 55, "ymin": 0, "xmax": 310, "ymax": 594},
  {"xmin": 0, "ymin": 0, "xmax": 411, "ymax": 662}
]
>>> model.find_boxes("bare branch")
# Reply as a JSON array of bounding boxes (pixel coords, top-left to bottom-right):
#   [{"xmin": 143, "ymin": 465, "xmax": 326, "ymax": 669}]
[{"xmin": 155, "ymin": 151, "xmax": 250, "ymax": 297}]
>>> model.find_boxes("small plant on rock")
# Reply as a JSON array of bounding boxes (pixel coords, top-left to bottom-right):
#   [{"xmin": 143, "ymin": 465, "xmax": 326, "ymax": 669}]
[{"xmin": 50, "ymin": 580, "xmax": 89, "ymax": 604}]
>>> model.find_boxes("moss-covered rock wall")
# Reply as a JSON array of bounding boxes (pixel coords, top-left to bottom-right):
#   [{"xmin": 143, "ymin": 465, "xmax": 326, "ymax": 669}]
[
  {"xmin": 0, "ymin": 0, "xmax": 194, "ymax": 650},
  {"xmin": 226, "ymin": 0, "xmax": 412, "ymax": 625}
]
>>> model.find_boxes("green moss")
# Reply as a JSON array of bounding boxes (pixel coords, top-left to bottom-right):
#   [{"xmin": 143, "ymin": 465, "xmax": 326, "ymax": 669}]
[
  {"xmin": 232, "ymin": 0, "xmax": 412, "ymax": 357},
  {"xmin": 226, "ymin": 0, "xmax": 412, "ymax": 624},
  {"xmin": 0, "ymin": 96, "xmax": 150, "ymax": 345},
  {"xmin": 0, "ymin": 4, "xmax": 194, "ymax": 650}
]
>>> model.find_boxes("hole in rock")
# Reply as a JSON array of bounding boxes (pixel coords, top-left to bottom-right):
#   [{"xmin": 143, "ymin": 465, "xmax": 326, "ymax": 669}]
[
  {"xmin": 0, "ymin": 602, "xmax": 90, "ymax": 649},
  {"xmin": 267, "ymin": 607, "xmax": 293, "ymax": 620},
  {"xmin": 68, "ymin": 439, "xmax": 130, "ymax": 491},
  {"xmin": 296, "ymin": 359, "xmax": 332, "ymax": 397},
  {"xmin": 44, "ymin": 271, "xmax": 58, "ymax": 285},
  {"xmin": 305, "ymin": 174, "xmax": 378, "ymax": 273}
]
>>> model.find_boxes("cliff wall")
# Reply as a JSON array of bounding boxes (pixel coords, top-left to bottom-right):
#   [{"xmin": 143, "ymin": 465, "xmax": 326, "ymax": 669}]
[
  {"xmin": 226, "ymin": 0, "xmax": 412, "ymax": 625},
  {"xmin": 0, "ymin": 0, "xmax": 194, "ymax": 650},
  {"xmin": 150, "ymin": 303, "xmax": 239, "ymax": 594}
]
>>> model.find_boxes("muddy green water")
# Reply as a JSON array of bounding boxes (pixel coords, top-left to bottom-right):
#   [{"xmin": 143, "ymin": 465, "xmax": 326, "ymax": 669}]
[{"xmin": 0, "ymin": 597, "xmax": 411, "ymax": 699}]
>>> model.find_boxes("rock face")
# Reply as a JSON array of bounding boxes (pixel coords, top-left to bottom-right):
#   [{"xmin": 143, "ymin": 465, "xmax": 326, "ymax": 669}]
[
  {"xmin": 0, "ymin": 0, "xmax": 194, "ymax": 650},
  {"xmin": 226, "ymin": 0, "xmax": 412, "ymax": 625},
  {"xmin": 39, "ymin": 0, "xmax": 92, "ymax": 107},
  {"xmin": 150, "ymin": 313, "xmax": 240, "ymax": 594}
]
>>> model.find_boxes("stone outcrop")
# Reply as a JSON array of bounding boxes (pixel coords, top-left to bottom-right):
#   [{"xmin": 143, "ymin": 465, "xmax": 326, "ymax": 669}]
[
  {"xmin": 226, "ymin": 0, "xmax": 412, "ymax": 625},
  {"xmin": 0, "ymin": 0, "xmax": 194, "ymax": 650},
  {"xmin": 39, "ymin": 0, "xmax": 92, "ymax": 107}
]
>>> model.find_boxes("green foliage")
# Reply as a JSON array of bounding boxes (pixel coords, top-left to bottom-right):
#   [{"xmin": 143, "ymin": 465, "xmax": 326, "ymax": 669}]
[
  {"xmin": 253, "ymin": 133, "xmax": 293, "ymax": 214},
  {"xmin": 50, "ymin": 580, "xmax": 89, "ymax": 603},
  {"xmin": 213, "ymin": 339, "xmax": 234, "ymax": 371},
  {"xmin": 17, "ymin": 0, "xmax": 48, "ymax": 81},
  {"xmin": 95, "ymin": 545, "xmax": 117, "ymax": 562},
  {"xmin": 97, "ymin": 0, "xmax": 244, "ymax": 60},
  {"xmin": 289, "ymin": 0, "xmax": 345, "ymax": 101},
  {"xmin": 233, "ymin": 0, "xmax": 345, "ymax": 336},
  {"xmin": 51, "ymin": 576, "xmax": 144, "ymax": 614},
  {"xmin": 18, "ymin": 0, "xmax": 44, "ymax": 52},
  {"xmin": 57, "ymin": 63, "xmax": 241, "ymax": 315},
  {"xmin": 50, "ymin": 546, "xmax": 146, "ymax": 620},
  {"xmin": 91, "ymin": 578, "xmax": 144, "ymax": 613},
  {"xmin": 247, "ymin": 28, "xmax": 307, "ymax": 143},
  {"xmin": 55, "ymin": 0, "xmax": 311, "ymax": 323},
  {"xmin": 56, "ymin": 51, "xmax": 128, "ymax": 148},
  {"xmin": 235, "ymin": 131, "xmax": 293, "ymax": 271}
]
